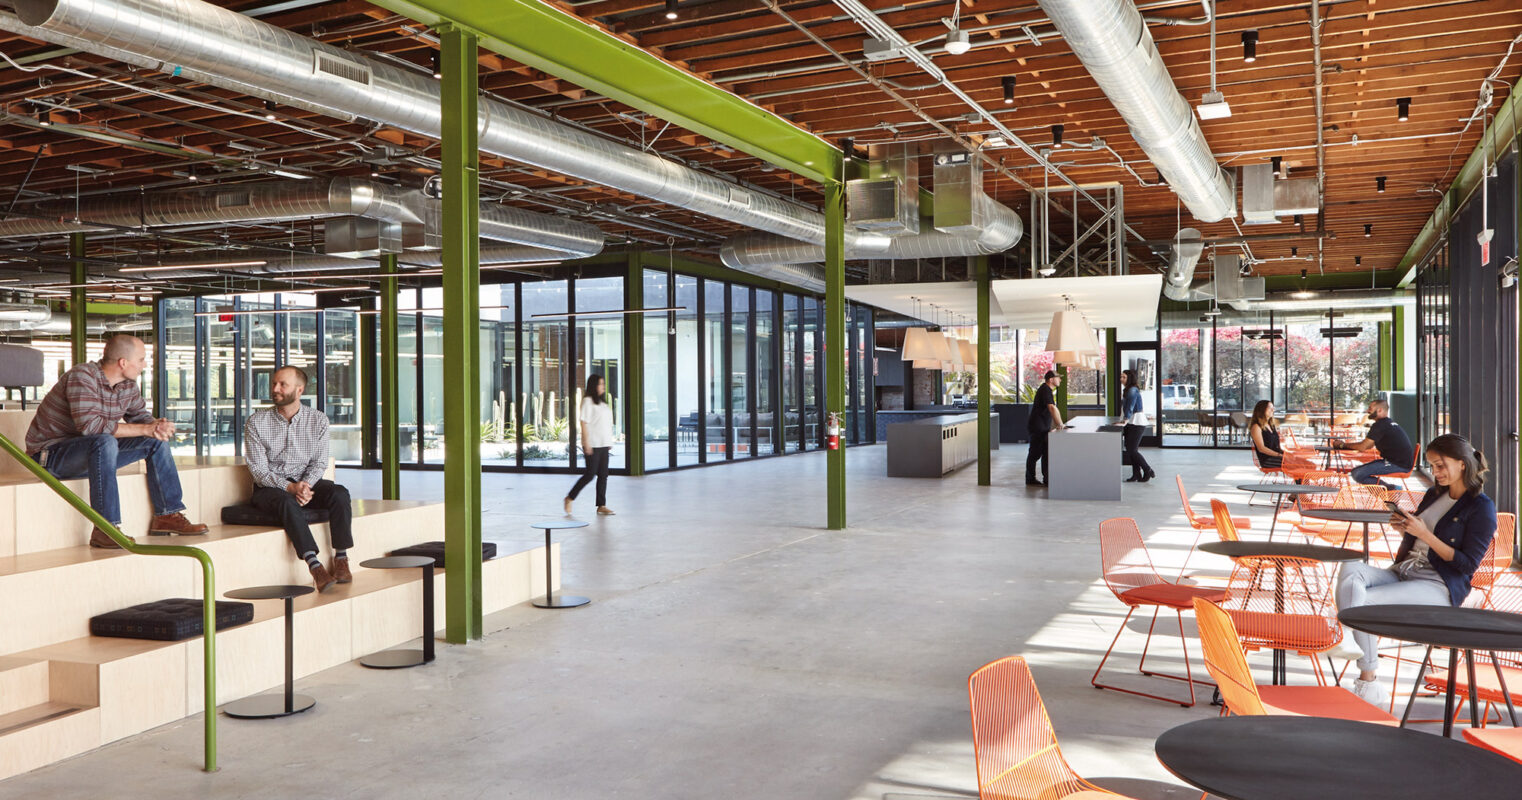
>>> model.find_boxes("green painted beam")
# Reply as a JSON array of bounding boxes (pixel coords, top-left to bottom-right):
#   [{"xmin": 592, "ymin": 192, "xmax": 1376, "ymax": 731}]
[
  {"xmin": 1056, "ymin": 364, "xmax": 1069, "ymax": 418},
  {"xmin": 623, "ymin": 249, "xmax": 645, "ymax": 477},
  {"xmin": 1377, "ymin": 321, "xmax": 1393, "ymax": 392},
  {"xmin": 976, "ymin": 256, "xmax": 991, "ymax": 487},
  {"xmin": 380, "ymin": 254, "xmax": 401, "ymax": 501},
  {"xmin": 365, "ymin": 0, "xmax": 840, "ymax": 184},
  {"xmin": 825, "ymin": 180, "xmax": 846, "ymax": 530},
  {"xmin": 440, "ymin": 25, "xmax": 483, "ymax": 643},
  {"xmin": 69, "ymin": 233, "xmax": 86, "ymax": 364},
  {"xmin": 1392, "ymin": 305, "xmax": 1407, "ymax": 391},
  {"xmin": 1396, "ymin": 78, "xmax": 1522, "ymax": 288},
  {"xmin": 1105, "ymin": 329, "xmax": 1119, "ymax": 416}
]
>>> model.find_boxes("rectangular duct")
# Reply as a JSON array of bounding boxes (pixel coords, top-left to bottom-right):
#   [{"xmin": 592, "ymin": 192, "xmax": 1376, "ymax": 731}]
[
  {"xmin": 324, "ymin": 216, "xmax": 401, "ymax": 257},
  {"xmin": 1241, "ymin": 163, "xmax": 1275, "ymax": 225},
  {"xmin": 933, "ymin": 148, "xmax": 984, "ymax": 235},
  {"xmin": 1213, "ymin": 254, "xmax": 1244, "ymax": 301},
  {"xmin": 1273, "ymin": 178, "xmax": 1320, "ymax": 217},
  {"xmin": 846, "ymin": 143, "xmax": 919, "ymax": 235}
]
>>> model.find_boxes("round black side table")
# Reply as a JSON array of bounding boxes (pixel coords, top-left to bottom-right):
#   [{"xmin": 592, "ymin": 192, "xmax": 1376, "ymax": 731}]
[
  {"xmin": 359, "ymin": 555, "xmax": 437, "ymax": 669},
  {"xmin": 222, "ymin": 584, "xmax": 317, "ymax": 719},
  {"xmin": 530, "ymin": 519, "xmax": 590, "ymax": 609}
]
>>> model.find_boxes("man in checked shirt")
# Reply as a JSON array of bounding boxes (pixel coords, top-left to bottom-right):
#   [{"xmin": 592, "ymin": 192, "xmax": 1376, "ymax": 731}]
[
  {"xmin": 26, "ymin": 334, "xmax": 208, "ymax": 548},
  {"xmin": 244, "ymin": 365, "xmax": 353, "ymax": 593}
]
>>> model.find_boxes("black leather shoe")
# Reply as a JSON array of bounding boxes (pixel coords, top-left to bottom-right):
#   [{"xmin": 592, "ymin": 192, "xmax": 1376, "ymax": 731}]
[
  {"xmin": 1125, "ymin": 476, "xmax": 1141, "ymax": 483},
  {"xmin": 1026, "ymin": 479, "xmax": 1046, "ymax": 487}
]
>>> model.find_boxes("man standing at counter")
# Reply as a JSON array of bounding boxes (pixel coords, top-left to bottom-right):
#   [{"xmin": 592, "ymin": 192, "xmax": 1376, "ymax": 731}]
[{"xmin": 1026, "ymin": 370, "xmax": 1068, "ymax": 486}]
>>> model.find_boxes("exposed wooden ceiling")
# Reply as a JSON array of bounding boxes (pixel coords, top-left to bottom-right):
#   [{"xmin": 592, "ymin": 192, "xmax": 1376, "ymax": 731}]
[{"xmin": 0, "ymin": 0, "xmax": 1516, "ymax": 296}]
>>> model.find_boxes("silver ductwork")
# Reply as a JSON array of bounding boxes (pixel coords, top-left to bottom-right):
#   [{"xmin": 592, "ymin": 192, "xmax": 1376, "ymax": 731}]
[
  {"xmin": 1236, "ymin": 289, "xmax": 1415, "ymax": 313},
  {"xmin": 1036, "ymin": 0, "xmax": 1236, "ymax": 223},
  {"xmin": 0, "ymin": 178, "xmax": 603, "ymax": 264},
  {"xmin": 112, "ymin": 244, "xmax": 567, "ymax": 281},
  {"xmin": 7, "ymin": 0, "xmax": 827, "ymax": 252},
  {"xmin": 1163, "ymin": 227, "xmax": 1204, "ymax": 300}
]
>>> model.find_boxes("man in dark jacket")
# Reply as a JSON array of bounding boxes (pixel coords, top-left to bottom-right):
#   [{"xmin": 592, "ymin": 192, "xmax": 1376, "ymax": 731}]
[{"xmin": 1025, "ymin": 370, "xmax": 1067, "ymax": 486}]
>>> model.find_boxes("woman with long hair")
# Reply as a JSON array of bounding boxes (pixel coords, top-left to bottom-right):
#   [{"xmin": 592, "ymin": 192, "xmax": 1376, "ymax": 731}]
[
  {"xmin": 1120, "ymin": 369, "xmax": 1154, "ymax": 482},
  {"xmin": 1331, "ymin": 433, "xmax": 1497, "ymax": 707},
  {"xmin": 1248, "ymin": 399, "xmax": 1285, "ymax": 469},
  {"xmin": 565, "ymin": 373, "xmax": 615, "ymax": 516}
]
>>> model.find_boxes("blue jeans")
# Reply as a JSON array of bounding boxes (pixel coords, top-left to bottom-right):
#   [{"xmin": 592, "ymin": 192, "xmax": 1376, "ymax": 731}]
[
  {"xmin": 42, "ymin": 434, "xmax": 186, "ymax": 526},
  {"xmin": 1352, "ymin": 459, "xmax": 1406, "ymax": 490},
  {"xmin": 1335, "ymin": 561, "xmax": 1450, "ymax": 673}
]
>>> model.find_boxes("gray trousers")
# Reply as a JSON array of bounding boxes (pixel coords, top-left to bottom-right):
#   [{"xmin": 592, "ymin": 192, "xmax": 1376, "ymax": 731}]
[{"xmin": 1335, "ymin": 561, "xmax": 1450, "ymax": 672}]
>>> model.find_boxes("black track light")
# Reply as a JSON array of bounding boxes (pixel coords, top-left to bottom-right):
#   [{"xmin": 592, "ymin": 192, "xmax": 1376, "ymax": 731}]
[
  {"xmin": 1396, "ymin": 96, "xmax": 1410, "ymax": 122},
  {"xmin": 1364, "ymin": 223, "xmax": 1373, "ymax": 238},
  {"xmin": 1291, "ymin": 247, "xmax": 1299, "ymax": 257},
  {"xmin": 665, "ymin": 0, "xmax": 678, "ymax": 20},
  {"xmin": 1050, "ymin": 123, "xmax": 1064, "ymax": 149},
  {"xmin": 431, "ymin": 52, "xmax": 442, "ymax": 80},
  {"xmin": 263, "ymin": 100, "xmax": 277, "ymax": 121},
  {"xmin": 1001, "ymin": 76, "xmax": 1016, "ymax": 105},
  {"xmin": 1301, "ymin": 269, "xmax": 1308, "ymax": 279},
  {"xmin": 1355, "ymin": 256, "xmax": 1362, "ymax": 267},
  {"xmin": 1271, "ymin": 155, "xmax": 1282, "ymax": 177},
  {"xmin": 187, "ymin": 166, "xmax": 198, "ymax": 182},
  {"xmin": 1377, "ymin": 175, "xmax": 1387, "ymax": 193},
  {"xmin": 1156, "ymin": 170, "xmax": 1167, "ymax": 186},
  {"xmin": 36, "ymin": 109, "xmax": 51, "ymax": 127},
  {"xmin": 1242, "ymin": 30, "xmax": 1259, "ymax": 63}
]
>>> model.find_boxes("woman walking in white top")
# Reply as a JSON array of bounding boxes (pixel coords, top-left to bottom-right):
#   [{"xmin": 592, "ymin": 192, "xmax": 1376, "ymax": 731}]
[{"xmin": 565, "ymin": 373, "xmax": 615, "ymax": 516}]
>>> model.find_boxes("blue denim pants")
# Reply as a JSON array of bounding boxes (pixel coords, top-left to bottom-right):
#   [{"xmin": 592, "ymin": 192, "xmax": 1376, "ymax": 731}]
[
  {"xmin": 41, "ymin": 434, "xmax": 186, "ymax": 526},
  {"xmin": 1351, "ymin": 459, "xmax": 1407, "ymax": 490}
]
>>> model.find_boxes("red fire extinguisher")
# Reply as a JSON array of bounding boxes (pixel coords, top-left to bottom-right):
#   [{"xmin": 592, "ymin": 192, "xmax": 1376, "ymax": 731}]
[{"xmin": 827, "ymin": 411, "xmax": 842, "ymax": 450}]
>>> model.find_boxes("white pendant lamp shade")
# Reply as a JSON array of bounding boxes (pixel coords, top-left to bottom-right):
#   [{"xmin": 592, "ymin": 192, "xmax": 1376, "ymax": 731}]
[
  {"xmin": 913, "ymin": 359, "xmax": 943, "ymax": 370},
  {"xmin": 902, "ymin": 327, "xmax": 940, "ymax": 361},
  {"xmin": 1052, "ymin": 350, "xmax": 1079, "ymax": 366},
  {"xmin": 958, "ymin": 338, "xmax": 978, "ymax": 369},
  {"xmin": 925, "ymin": 331, "xmax": 956, "ymax": 363},
  {"xmin": 1045, "ymin": 310, "xmax": 1101, "ymax": 354}
]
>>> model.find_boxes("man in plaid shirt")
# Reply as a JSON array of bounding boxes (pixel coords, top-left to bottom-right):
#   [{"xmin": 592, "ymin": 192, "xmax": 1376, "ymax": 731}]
[
  {"xmin": 244, "ymin": 365, "xmax": 353, "ymax": 593},
  {"xmin": 25, "ymin": 334, "xmax": 208, "ymax": 548}
]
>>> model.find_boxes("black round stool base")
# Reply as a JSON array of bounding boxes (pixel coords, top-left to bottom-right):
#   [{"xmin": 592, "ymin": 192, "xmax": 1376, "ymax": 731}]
[
  {"xmin": 360, "ymin": 648, "xmax": 428, "ymax": 669},
  {"xmin": 222, "ymin": 693, "xmax": 316, "ymax": 719},
  {"xmin": 533, "ymin": 593, "xmax": 590, "ymax": 609}
]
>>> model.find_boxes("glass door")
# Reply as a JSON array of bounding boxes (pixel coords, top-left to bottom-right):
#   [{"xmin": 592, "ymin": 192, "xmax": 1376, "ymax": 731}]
[{"xmin": 1117, "ymin": 343, "xmax": 1160, "ymax": 446}]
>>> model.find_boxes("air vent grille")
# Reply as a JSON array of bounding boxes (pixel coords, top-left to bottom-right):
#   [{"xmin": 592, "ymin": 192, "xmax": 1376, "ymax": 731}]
[{"xmin": 314, "ymin": 53, "xmax": 372, "ymax": 85}]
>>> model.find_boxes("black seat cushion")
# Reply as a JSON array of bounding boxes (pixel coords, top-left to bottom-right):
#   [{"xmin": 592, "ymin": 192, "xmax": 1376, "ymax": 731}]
[
  {"xmin": 387, "ymin": 541, "xmax": 497, "ymax": 569},
  {"xmin": 90, "ymin": 598, "xmax": 255, "ymax": 641},
  {"xmin": 221, "ymin": 503, "xmax": 331, "ymax": 527}
]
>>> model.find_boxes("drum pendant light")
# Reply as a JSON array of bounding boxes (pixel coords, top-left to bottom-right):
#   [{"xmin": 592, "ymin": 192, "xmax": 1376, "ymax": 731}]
[
  {"xmin": 958, "ymin": 338, "xmax": 978, "ymax": 369},
  {"xmin": 902, "ymin": 327, "xmax": 939, "ymax": 361}
]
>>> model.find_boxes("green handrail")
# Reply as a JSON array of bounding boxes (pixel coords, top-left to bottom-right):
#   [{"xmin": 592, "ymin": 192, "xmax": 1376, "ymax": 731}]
[{"xmin": 0, "ymin": 433, "xmax": 217, "ymax": 772}]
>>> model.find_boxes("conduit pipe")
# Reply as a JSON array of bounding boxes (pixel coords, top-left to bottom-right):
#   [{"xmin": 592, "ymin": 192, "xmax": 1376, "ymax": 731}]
[{"xmin": 1035, "ymin": 0, "xmax": 1236, "ymax": 223}]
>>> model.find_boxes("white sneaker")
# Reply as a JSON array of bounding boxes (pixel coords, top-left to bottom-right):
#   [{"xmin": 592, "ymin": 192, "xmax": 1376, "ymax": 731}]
[
  {"xmin": 1351, "ymin": 678, "xmax": 1388, "ymax": 708},
  {"xmin": 1330, "ymin": 639, "xmax": 1366, "ymax": 663}
]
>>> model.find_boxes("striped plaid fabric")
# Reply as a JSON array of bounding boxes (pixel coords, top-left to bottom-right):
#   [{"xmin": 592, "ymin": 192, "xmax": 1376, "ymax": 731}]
[
  {"xmin": 25, "ymin": 361, "xmax": 154, "ymax": 455},
  {"xmin": 243, "ymin": 403, "xmax": 330, "ymax": 489}
]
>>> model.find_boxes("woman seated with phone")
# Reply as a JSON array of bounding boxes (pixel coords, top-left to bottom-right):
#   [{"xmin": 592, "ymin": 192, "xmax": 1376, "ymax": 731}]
[{"xmin": 1332, "ymin": 433, "xmax": 1497, "ymax": 707}]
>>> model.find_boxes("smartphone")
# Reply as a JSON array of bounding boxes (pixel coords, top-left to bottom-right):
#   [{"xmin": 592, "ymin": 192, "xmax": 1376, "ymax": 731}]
[{"xmin": 1384, "ymin": 501, "xmax": 1410, "ymax": 517}]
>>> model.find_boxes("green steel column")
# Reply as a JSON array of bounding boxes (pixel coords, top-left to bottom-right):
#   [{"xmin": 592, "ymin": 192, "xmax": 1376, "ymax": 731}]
[
  {"xmin": 1378, "ymin": 321, "xmax": 1393, "ymax": 392},
  {"xmin": 825, "ymin": 180, "xmax": 846, "ymax": 530},
  {"xmin": 69, "ymin": 233, "xmax": 87, "ymax": 364},
  {"xmin": 976, "ymin": 256, "xmax": 991, "ymax": 487},
  {"xmin": 440, "ymin": 25, "xmax": 483, "ymax": 642},
  {"xmin": 623, "ymin": 249, "xmax": 645, "ymax": 476},
  {"xmin": 1392, "ymin": 305, "xmax": 1407, "ymax": 391},
  {"xmin": 380, "ymin": 254, "xmax": 401, "ymax": 501}
]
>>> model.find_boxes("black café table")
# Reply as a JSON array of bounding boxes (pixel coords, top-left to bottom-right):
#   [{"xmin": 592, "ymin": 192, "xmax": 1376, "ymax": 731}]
[
  {"xmin": 1298, "ymin": 507, "xmax": 1390, "ymax": 562},
  {"xmin": 1156, "ymin": 715, "xmax": 1522, "ymax": 800},
  {"xmin": 1341, "ymin": 604, "xmax": 1522, "ymax": 737},
  {"xmin": 1234, "ymin": 483, "xmax": 1337, "ymax": 540},
  {"xmin": 530, "ymin": 519, "xmax": 590, "ymax": 609},
  {"xmin": 1199, "ymin": 541, "xmax": 1360, "ymax": 685},
  {"xmin": 221, "ymin": 584, "xmax": 316, "ymax": 719}
]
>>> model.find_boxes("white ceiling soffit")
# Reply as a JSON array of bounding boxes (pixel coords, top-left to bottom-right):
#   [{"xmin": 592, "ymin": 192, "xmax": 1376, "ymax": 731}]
[
  {"xmin": 844, "ymin": 281, "xmax": 992, "ymax": 326},
  {"xmin": 990, "ymin": 275, "xmax": 1163, "ymax": 330}
]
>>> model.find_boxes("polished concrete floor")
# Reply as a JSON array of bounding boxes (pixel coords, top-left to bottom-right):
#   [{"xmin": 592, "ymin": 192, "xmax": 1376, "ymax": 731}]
[{"xmin": 0, "ymin": 445, "xmax": 1382, "ymax": 799}]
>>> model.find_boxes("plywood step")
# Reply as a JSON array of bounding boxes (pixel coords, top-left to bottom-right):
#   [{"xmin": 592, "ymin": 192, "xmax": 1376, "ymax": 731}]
[
  {"xmin": 0, "ymin": 659, "xmax": 49, "ymax": 717},
  {"xmin": 0, "ymin": 701, "xmax": 100, "ymax": 779},
  {"xmin": 0, "ymin": 702, "xmax": 90, "ymax": 738}
]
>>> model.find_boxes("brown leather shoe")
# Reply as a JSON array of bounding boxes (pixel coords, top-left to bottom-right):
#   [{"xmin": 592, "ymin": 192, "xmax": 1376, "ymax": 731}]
[
  {"xmin": 90, "ymin": 527, "xmax": 123, "ymax": 549},
  {"xmin": 148, "ymin": 512, "xmax": 209, "ymax": 536},
  {"xmin": 331, "ymin": 557, "xmax": 352, "ymax": 584},
  {"xmin": 310, "ymin": 563, "xmax": 336, "ymax": 593}
]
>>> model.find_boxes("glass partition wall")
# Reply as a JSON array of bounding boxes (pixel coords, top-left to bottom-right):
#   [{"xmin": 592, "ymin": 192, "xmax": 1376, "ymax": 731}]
[
  {"xmin": 1158, "ymin": 309, "xmax": 1390, "ymax": 447},
  {"xmin": 156, "ymin": 262, "xmax": 876, "ymax": 474}
]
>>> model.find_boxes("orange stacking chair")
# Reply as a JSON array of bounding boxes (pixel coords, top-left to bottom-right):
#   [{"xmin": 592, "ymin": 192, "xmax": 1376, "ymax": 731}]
[
  {"xmin": 1218, "ymin": 554, "xmax": 1342, "ymax": 685},
  {"xmin": 1287, "ymin": 471, "xmax": 1347, "ymax": 538},
  {"xmin": 1175, "ymin": 477, "xmax": 1251, "ymax": 580},
  {"xmin": 1092, "ymin": 518, "xmax": 1228, "ymax": 707},
  {"xmin": 1209, "ymin": 499, "xmax": 1271, "ymax": 583},
  {"xmin": 1464, "ymin": 727, "xmax": 1522, "ymax": 765},
  {"xmin": 970, "ymin": 656, "xmax": 1141, "ymax": 800},
  {"xmin": 1193, "ymin": 598, "xmax": 1399, "ymax": 724}
]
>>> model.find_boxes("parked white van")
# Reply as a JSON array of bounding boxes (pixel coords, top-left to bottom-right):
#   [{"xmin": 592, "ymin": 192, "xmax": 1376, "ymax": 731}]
[{"xmin": 1160, "ymin": 384, "xmax": 1197, "ymax": 409}]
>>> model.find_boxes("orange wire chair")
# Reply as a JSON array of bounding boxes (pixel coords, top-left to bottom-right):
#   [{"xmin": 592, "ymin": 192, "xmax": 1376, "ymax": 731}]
[
  {"xmin": 970, "ymin": 655, "xmax": 1141, "ymax": 800},
  {"xmin": 1193, "ymin": 598, "xmax": 1399, "ymax": 724},
  {"xmin": 1218, "ymin": 554, "xmax": 1342, "ymax": 685},
  {"xmin": 1378, "ymin": 443, "xmax": 1422, "ymax": 492},
  {"xmin": 1175, "ymin": 477, "xmax": 1251, "ymax": 581},
  {"xmin": 1092, "ymin": 518, "xmax": 1229, "ymax": 707}
]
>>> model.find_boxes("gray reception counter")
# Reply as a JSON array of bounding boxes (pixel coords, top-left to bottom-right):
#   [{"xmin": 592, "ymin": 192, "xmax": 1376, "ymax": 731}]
[
  {"xmin": 886, "ymin": 412, "xmax": 999, "ymax": 478},
  {"xmin": 1047, "ymin": 416, "xmax": 1145, "ymax": 501}
]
